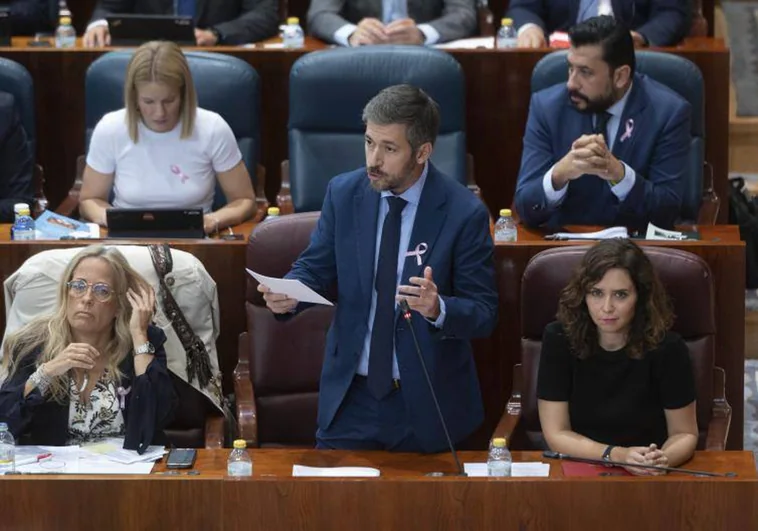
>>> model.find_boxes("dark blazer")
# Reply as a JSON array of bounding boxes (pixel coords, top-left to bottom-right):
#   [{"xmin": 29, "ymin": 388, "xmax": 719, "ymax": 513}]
[
  {"xmin": 285, "ymin": 164, "xmax": 498, "ymax": 453},
  {"xmin": 506, "ymin": 0, "xmax": 690, "ymax": 46},
  {"xmin": 0, "ymin": 325, "xmax": 176, "ymax": 454},
  {"xmin": 307, "ymin": 0, "xmax": 477, "ymax": 44},
  {"xmin": 90, "ymin": 0, "xmax": 279, "ymax": 45},
  {"xmin": 0, "ymin": 91, "xmax": 33, "ymax": 223},
  {"xmin": 514, "ymin": 73, "xmax": 691, "ymax": 229},
  {"xmin": 9, "ymin": 0, "xmax": 53, "ymax": 35}
]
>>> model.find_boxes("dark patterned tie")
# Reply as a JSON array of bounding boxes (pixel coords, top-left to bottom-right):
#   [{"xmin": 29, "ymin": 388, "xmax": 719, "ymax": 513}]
[
  {"xmin": 594, "ymin": 111, "xmax": 612, "ymax": 145},
  {"xmin": 367, "ymin": 196, "xmax": 407, "ymax": 399}
]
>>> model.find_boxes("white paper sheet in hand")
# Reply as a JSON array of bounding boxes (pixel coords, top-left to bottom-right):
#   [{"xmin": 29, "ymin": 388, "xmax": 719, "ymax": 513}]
[
  {"xmin": 246, "ymin": 269, "xmax": 333, "ymax": 306},
  {"xmin": 292, "ymin": 465, "xmax": 380, "ymax": 477}
]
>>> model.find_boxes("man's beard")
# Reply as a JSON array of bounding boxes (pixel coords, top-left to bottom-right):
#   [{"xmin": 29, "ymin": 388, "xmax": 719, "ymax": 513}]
[
  {"xmin": 569, "ymin": 88, "xmax": 617, "ymax": 114},
  {"xmin": 367, "ymin": 156, "xmax": 418, "ymax": 193}
]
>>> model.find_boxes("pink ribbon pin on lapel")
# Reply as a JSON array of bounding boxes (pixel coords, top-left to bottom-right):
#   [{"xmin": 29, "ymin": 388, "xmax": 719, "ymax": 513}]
[
  {"xmin": 405, "ymin": 243, "xmax": 428, "ymax": 266},
  {"xmin": 620, "ymin": 119, "xmax": 634, "ymax": 143}
]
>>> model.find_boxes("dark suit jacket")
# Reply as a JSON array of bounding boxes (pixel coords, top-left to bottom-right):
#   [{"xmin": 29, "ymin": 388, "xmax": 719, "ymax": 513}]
[
  {"xmin": 90, "ymin": 0, "xmax": 279, "ymax": 44},
  {"xmin": 9, "ymin": 0, "xmax": 53, "ymax": 35},
  {"xmin": 506, "ymin": 0, "xmax": 690, "ymax": 46},
  {"xmin": 0, "ymin": 91, "xmax": 33, "ymax": 223},
  {"xmin": 307, "ymin": 0, "xmax": 477, "ymax": 44},
  {"xmin": 0, "ymin": 326, "xmax": 177, "ymax": 454},
  {"xmin": 514, "ymin": 73, "xmax": 691, "ymax": 229},
  {"xmin": 285, "ymin": 164, "xmax": 498, "ymax": 452}
]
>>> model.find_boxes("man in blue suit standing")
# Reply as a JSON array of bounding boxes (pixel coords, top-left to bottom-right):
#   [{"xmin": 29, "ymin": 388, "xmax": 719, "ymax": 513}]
[
  {"xmin": 508, "ymin": 0, "xmax": 690, "ymax": 48},
  {"xmin": 259, "ymin": 85, "xmax": 497, "ymax": 453},
  {"xmin": 514, "ymin": 16, "xmax": 691, "ymax": 230}
]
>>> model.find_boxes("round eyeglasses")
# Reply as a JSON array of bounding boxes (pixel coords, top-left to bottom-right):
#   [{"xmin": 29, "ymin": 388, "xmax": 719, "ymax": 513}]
[{"xmin": 67, "ymin": 279, "xmax": 113, "ymax": 302}]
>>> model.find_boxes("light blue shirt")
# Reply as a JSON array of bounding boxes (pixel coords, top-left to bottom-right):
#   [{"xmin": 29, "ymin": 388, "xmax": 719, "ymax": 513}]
[
  {"xmin": 356, "ymin": 163, "xmax": 447, "ymax": 379},
  {"xmin": 333, "ymin": 0, "xmax": 440, "ymax": 47},
  {"xmin": 543, "ymin": 83, "xmax": 637, "ymax": 206}
]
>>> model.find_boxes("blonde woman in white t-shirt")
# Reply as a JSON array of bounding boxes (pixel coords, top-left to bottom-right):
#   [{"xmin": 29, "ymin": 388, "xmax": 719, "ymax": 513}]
[{"xmin": 79, "ymin": 41, "xmax": 255, "ymax": 235}]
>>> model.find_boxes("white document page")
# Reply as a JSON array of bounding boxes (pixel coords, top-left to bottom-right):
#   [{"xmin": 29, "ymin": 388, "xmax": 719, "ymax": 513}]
[
  {"xmin": 464, "ymin": 462, "xmax": 550, "ymax": 477},
  {"xmin": 246, "ymin": 269, "xmax": 334, "ymax": 306},
  {"xmin": 292, "ymin": 465, "xmax": 380, "ymax": 477}
]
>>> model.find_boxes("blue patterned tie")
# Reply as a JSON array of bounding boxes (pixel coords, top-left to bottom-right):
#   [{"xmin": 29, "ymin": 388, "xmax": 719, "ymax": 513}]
[
  {"xmin": 367, "ymin": 196, "xmax": 407, "ymax": 400},
  {"xmin": 175, "ymin": 0, "xmax": 195, "ymax": 18},
  {"xmin": 382, "ymin": 0, "xmax": 408, "ymax": 24},
  {"xmin": 577, "ymin": 0, "xmax": 599, "ymax": 22}
]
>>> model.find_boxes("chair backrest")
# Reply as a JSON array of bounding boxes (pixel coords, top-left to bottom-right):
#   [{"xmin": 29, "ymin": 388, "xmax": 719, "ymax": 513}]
[
  {"xmin": 244, "ymin": 212, "xmax": 332, "ymax": 446},
  {"xmin": 0, "ymin": 57, "xmax": 35, "ymax": 160},
  {"xmin": 2, "ymin": 245, "xmax": 225, "ymax": 448},
  {"xmin": 288, "ymin": 46, "xmax": 467, "ymax": 212},
  {"xmin": 85, "ymin": 51, "xmax": 261, "ymax": 209},
  {"xmin": 518, "ymin": 245, "xmax": 715, "ymax": 450},
  {"xmin": 531, "ymin": 50, "xmax": 705, "ymax": 223}
]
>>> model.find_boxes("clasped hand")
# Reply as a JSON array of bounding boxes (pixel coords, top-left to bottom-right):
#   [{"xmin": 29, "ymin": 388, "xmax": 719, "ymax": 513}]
[
  {"xmin": 621, "ymin": 444, "xmax": 668, "ymax": 476},
  {"xmin": 348, "ymin": 18, "xmax": 424, "ymax": 46},
  {"xmin": 554, "ymin": 134, "xmax": 624, "ymax": 186}
]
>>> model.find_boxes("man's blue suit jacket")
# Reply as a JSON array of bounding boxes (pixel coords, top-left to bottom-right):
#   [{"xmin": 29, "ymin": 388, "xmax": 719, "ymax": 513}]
[
  {"xmin": 506, "ymin": 0, "xmax": 690, "ymax": 46},
  {"xmin": 514, "ymin": 73, "xmax": 691, "ymax": 229},
  {"xmin": 285, "ymin": 164, "xmax": 498, "ymax": 453}
]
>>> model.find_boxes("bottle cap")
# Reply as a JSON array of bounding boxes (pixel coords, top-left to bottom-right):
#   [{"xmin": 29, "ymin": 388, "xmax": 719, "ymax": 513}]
[
  {"xmin": 233, "ymin": 439, "xmax": 247, "ymax": 449},
  {"xmin": 499, "ymin": 208, "xmax": 512, "ymax": 217},
  {"xmin": 60, "ymin": 16, "xmax": 71, "ymax": 25},
  {"xmin": 287, "ymin": 17, "xmax": 300, "ymax": 24},
  {"xmin": 501, "ymin": 18, "xmax": 513, "ymax": 26},
  {"xmin": 267, "ymin": 206, "xmax": 280, "ymax": 216},
  {"xmin": 492, "ymin": 437, "xmax": 506, "ymax": 448},
  {"xmin": 14, "ymin": 203, "xmax": 30, "ymax": 213},
  {"xmin": 0, "ymin": 422, "xmax": 7, "ymax": 430}
]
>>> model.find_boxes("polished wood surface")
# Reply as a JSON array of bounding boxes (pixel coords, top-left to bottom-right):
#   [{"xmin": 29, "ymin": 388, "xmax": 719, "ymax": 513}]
[
  {"xmin": 496, "ymin": 225, "xmax": 746, "ymax": 450},
  {"xmin": 0, "ymin": 222, "xmax": 256, "ymax": 393},
  {"xmin": 0, "ymin": 450, "xmax": 754, "ymax": 531},
  {"xmin": 0, "ymin": 37, "xmax": 730, "ymax": 223}
]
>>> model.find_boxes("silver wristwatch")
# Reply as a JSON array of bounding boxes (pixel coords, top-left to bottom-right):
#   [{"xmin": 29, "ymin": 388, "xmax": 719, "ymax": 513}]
[{"xmin": 134, "ymin": 341, "xmax": 156, "ymax": 356}]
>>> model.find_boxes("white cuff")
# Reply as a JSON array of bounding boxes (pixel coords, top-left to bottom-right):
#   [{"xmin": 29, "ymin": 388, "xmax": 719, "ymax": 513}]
[
  {"xmin": 543, "ymin": 165, "xmax": 568, "ymax": 206},
  {"xmin": 425, "ymin": 296, "xmax": 447, "ymax": 328},
  {"xmin": 609, "ymin": 163, "xmax": 636, "ymax": 201},
  {"xmin": 417, "ymin": 23, "xmax": 440, "ymax": 45},
  {"xmin": 86, "ymin": 19, "xmax": 108, "ymax": 33},
  {"xmin": 517, "ymin": 23, "xmax": 543, "ymax": 37},
  {"xmin": 334, "ymin": 23, "xmax": 357, "ymax": 47}
]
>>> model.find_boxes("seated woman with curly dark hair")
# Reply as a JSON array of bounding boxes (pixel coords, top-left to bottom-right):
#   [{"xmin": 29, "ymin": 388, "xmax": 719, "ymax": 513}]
[{"xmin": 537, "ymin": 239, "xmax": 698, "ymax": 475}]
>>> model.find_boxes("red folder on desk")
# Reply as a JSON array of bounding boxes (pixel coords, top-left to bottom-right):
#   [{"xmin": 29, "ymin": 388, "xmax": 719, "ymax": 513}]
[{"xmin": 561, "ymin": 462, "xmax": 632, "ymax": 477}]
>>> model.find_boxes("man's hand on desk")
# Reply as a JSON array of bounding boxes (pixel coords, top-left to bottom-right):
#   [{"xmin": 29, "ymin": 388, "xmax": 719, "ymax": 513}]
[
  {"xmin": 258, "ymin": 284, "xmax": 299, "ymax": 314},
  {"xmin": 385, "ymin": 19, "xmax": 424, "ymax": 45},
  {"xmin": 517, "ymin": 26, "xmax": 546, "ymax": 48},
  {"xmin": 348, "ymin": 18, "xmax": 389, "ymax": 46},
  {"xmin": 616, "ymin": 444, "xmax": 668, "ymax": 476},
  {"xmin": 83, "ymin": 26, "xmax": 110, "ymax": 48},
  {"xmin": 195, "ymin": 28, "xmax": 219, "ymax": 46}
]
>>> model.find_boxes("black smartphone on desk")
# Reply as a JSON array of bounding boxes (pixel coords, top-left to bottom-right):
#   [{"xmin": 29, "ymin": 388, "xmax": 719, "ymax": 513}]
[{"xmin": 165, "ymin": 448, "xmax": 197, "ymax": 469}]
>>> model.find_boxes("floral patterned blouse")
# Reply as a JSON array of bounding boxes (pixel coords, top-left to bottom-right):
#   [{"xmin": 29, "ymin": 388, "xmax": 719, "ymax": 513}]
[{"xmin": 67, "ymin": 371, "xmax": 126, "ymax": 445}]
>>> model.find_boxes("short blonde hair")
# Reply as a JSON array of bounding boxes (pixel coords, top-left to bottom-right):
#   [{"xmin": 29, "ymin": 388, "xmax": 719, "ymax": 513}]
[{"xmin": 124, "ymin": 41, "xmax": 197, "ymax": 143}]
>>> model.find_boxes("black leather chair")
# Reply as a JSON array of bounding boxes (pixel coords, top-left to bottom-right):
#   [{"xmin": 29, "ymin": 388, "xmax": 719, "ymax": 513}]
[
  {"xmin": 530, "ymin": 50, "xmax": 716, "ymax": 224},
  {"xmin": 280, "ymin": 45, "xmax": 476, "ymax": 213},
  {"xmin": 58, "ymin": 50, "xmax": 267, "ymax": 218}
]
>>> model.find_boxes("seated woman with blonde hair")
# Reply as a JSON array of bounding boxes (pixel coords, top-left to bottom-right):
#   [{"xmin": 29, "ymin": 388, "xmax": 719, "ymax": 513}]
[
  {"xmin": 0, "ymin": 246, "xmax": 176, "ymax": 453},
  {"xmin": 537, "ymin": 239, "xmax": 698, "ymax": 475},
  {"xmin": 79, "ymin": 40, "xmax": 255, "ymax": 235}
]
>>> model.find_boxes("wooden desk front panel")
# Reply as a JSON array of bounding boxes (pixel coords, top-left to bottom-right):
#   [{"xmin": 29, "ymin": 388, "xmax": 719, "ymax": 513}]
[
  {"xmin": 496, "ymin": 225, "xmax": 746, "ymax": 449},
  {"xmin": 0, "ymin": 39, "xmax": 730, "ymax": 224}
]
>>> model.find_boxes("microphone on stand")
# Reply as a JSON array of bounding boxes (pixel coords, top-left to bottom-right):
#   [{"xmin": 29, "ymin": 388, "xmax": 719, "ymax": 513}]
[
  {"xmin": 398, "ymin": 299, "xmax": 466, "ymax": 477},
  {"xmin": 542, "ymin": 450, "xmax": 737, "ymax": 478}
]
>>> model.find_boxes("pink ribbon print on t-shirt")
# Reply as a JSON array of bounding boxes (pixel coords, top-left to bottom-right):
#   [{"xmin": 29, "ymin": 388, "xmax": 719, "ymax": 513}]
[{"xmin": 170, "ymin": 164, "xmax": 190, "ymax": 184}]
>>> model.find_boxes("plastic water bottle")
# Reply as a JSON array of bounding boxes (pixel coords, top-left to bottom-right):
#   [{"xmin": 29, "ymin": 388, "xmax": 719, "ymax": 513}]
[
  {"xmin": 55, "ymin": 16, "xmax": 76, "ymax": 49},
  {"xmin": 12, "ymin": 203, "xmax": 35, "ymax": 241},
  {"xmin": 494, "ymin": 208, "xmax": 517, "ymax": 242},
  {"xmin": 487, "ymin": 437, "xmax": 512, "ymax": 477},
  {"xmin": 265, "ymin": 206, "xmax": 281, "ymax": 221},
  {"xmin": 496, "ymin": 18, "xmax": 517, "ymax": 49},
  {"xmin": 227, "ymin": 439, "xmax": 253, "ymax": 477},
  {"xmin": 0, "ymin": 423, "xmax": 15, "ymax": 475},
  {"xmin": 282, "ymin": 17, "xmax": 304, "ymax": 49}
]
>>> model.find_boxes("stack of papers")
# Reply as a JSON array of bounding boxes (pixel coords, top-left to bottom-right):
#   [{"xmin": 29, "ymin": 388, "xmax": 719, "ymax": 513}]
[
  {"xmin": 464, "ymin": 462, "xmax": 551, "ymax": 477},
  {"xmin": 292, "ymin": 465, "xmax": 381, "ymax": 477},
  {"xmin": 435, "ymin": 37, "xmax": 494, "ymax": 49},
  {"xmin": 546, "ymin": 226, "xmax": 628, "ymax": 241},
  {"xmin": 80, "ymin": 438, "xmax": 166, "ymax": 464}
]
